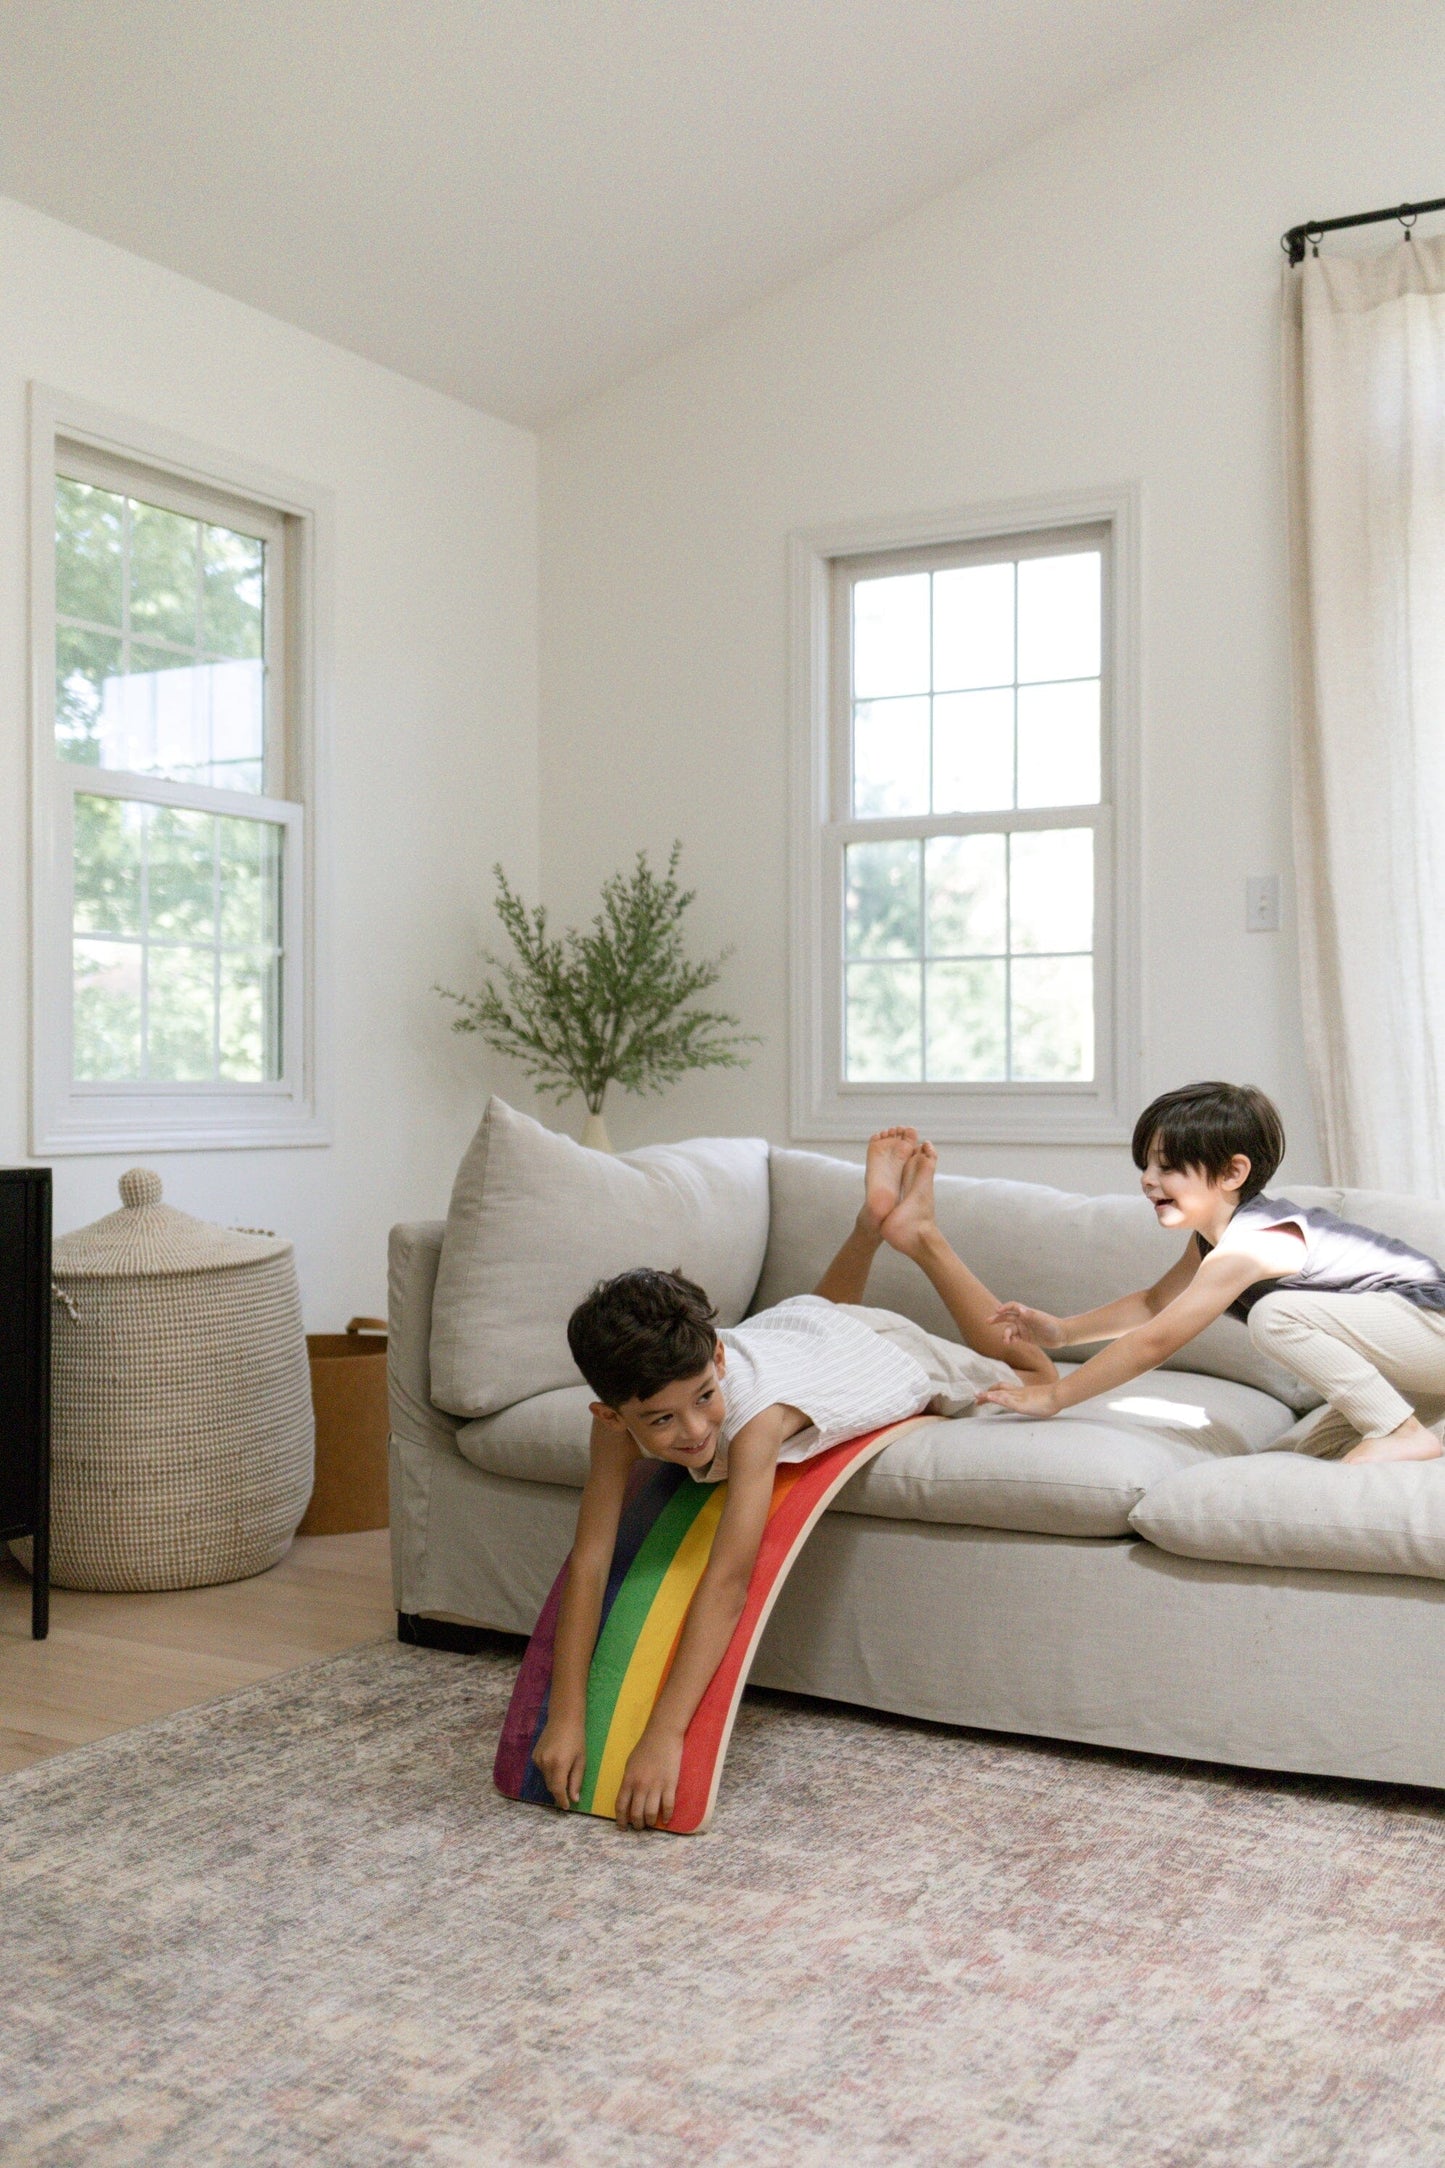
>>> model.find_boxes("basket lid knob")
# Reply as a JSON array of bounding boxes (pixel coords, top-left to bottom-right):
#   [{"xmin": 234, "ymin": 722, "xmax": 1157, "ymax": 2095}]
[{"xmin": 119, "ymin": 1168, "xmax": 164, "ymax": 1210}]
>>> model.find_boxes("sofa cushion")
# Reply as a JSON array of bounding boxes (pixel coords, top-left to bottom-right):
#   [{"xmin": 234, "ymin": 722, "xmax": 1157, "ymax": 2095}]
[
  {"xmin": 457, "ymin": 1366, "xmax": 1295, "ymax": 1538},
  {"xmin": 429, "ymin": 1098, "xmax": 769, "ymax": 1419},
  {"xmin": 839, "ymin": 1370, "xmax": 1294, "ymax": 1534},
  {"xmin": 1129, "ymin": 1454, "xmax": 1445, "ymax": 1580},
  {"xmin": 754, "ymin": 1149, "xmax": 1327, "ymax": 1413},
  {"xmin": 1330, "ymin": 1189, "xmax": 1445, "ymax": 1264},
  {"xmin": 458, "ymin": 1385, "xmax": 596, "ymax": 1487}
]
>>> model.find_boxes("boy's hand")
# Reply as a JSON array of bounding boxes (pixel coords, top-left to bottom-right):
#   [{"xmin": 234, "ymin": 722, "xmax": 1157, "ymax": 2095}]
[
  {"xmin": 980, "ymin": 1378, "xmax": 1064, "ymax": 1418},
  {"xmin": 533, "ymin": 1715, "xmax": 587, "ymax": 1811},
  {"xmin": 615, "ymin": 1723, "xmax": 684, "ymax": 1831},
  {"xmin": 989, "ymin": 1302, "xmax": 1067, "ymax": 1349}
]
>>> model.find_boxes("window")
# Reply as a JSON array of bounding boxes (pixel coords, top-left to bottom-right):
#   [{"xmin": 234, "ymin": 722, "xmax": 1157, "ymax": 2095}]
[
  {"xmin": 790, "ymin": 492, "xmax": 1138, "ymax": 1143},
  {"xmin": 31, "ymin": 390, "xmax": 331, "ymax": 1151}
]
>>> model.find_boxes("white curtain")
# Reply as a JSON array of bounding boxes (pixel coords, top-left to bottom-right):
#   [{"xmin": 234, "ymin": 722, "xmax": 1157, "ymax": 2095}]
[{"xmin": 1285, "ymin": 234, "xmax": 1445, "ymax": 1193}]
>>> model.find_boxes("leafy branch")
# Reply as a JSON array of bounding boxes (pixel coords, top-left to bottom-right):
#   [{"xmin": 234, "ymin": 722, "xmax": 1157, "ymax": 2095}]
[{"xmin": 437, "ymin": 844, "xmax": 757, "ymax": 1115}]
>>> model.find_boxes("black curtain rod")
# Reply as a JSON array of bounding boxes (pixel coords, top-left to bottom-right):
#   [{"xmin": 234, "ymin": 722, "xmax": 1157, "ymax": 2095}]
[{"xmin": 1283, "ymin": 194, "xmax": 1445, "ymax": 265}]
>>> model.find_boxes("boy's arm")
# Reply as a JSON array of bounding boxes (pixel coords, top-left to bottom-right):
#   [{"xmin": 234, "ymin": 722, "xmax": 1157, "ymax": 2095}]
[
  {"xmin": 991, "ymin": 1243, "xmax": 1201, "ymax": 1351},
  {"xmin": 981, "ymin": 1248, "xmax": 1266, "ymax": 1417},
  {"xmin": 613, "ymin": 1410, "xmax": 787, "ymax": 1831},
  {"xmin": 532, "ymin": 1418, "xmax": 635, "ymax": 1810}
]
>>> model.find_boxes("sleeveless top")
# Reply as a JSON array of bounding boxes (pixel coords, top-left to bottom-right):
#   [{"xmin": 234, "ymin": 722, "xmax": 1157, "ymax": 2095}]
[{"xmin": 1196, "ymin": 1193, "xmax": 1445, "ymax": 1323}]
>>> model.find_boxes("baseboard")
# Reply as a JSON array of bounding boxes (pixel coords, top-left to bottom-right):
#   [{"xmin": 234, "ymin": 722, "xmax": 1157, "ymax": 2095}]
[{"xmin": 396, "ymin": 1610, "xmax": 526, "ymax": 1656}]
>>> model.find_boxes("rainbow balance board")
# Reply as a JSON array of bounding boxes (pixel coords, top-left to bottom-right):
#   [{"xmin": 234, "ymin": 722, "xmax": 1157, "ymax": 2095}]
[{"xmin": 493, "ymin": 1417, "xmax": 924, "ymax": 1833}]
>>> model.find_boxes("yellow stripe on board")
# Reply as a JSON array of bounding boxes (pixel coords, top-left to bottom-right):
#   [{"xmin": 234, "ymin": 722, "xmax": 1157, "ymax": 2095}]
[{"xmin": 590, "ymin": 1485, "xmax": 728, "ymax": 1819}]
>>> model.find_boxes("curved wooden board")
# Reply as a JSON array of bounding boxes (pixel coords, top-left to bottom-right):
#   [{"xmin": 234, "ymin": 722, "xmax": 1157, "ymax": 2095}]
[{"xmin": 493, "ymin": 1416, "xmax": 929, "ymax": 1832}]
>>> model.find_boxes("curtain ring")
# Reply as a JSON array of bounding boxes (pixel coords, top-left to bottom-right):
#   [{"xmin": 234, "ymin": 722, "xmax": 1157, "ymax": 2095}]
[
  {"xmin": 1305, "ymin": 223, "xmax": 1323, "ymax": 258},
  {"xmin": 1399, "ymin": 207, "xmax": 1418, "ymax": 238}
]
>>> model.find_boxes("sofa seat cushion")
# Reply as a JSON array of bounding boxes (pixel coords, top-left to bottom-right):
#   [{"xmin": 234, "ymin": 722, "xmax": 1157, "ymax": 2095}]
[
  {"xmin": 429, "ymin": 1098, "xmax": 769, "ymax": 1419},
  {"xmin": 837, "ymin": 1369, "xmax": 1293, "ymax": 1536},
  {"xmin": 754, "ymin": 1149, "xmax": 1329, "ymax": 1413},
  {"xmin": 1130, "ymin": 1454, "xmax": 1445, "ymax": 1580},
  {"xmin": 459, "ymin": 1386, "xmax": 596, "ymax": 1488},
  {"xmin": 457, "ymin": 1368, "xmax": 1295, "ymax": 1539}
]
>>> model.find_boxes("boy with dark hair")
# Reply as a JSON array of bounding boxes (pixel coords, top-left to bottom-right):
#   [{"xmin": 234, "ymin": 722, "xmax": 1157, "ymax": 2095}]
[
  {"xmin": 537, "ymin": 1128, "xmax": 1054, "ymax": 1829},
  {"xmin": 983, "ymin": 1080, "xmax": 1445, "ymax": 1469}
]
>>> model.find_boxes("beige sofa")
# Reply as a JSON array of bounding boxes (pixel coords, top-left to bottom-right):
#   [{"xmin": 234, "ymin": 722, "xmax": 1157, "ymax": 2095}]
[{"xmin": 389, "ymin": 1099, "xmax": 1445, "ymax": 1790}]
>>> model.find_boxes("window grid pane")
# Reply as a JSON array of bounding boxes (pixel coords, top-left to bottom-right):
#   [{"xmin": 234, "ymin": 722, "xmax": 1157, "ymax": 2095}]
[
  {"xmin": 850, "ymin": 551, "xmax": 1101, "ymax": 822},
  {"xmin": 55, "ymin": 477, "xmax": 268, "ymax": 792},
  {"xmin": 71, "ymin": 794, "xmax": 284, "ymax": 1085},
  {"xmin": 840, "ymin": 828, "xmax": 1091, "ymax": 1084},
  {"xmin": 845, "ymin": 828, "xmax": 1093, "ymax": 1082}
]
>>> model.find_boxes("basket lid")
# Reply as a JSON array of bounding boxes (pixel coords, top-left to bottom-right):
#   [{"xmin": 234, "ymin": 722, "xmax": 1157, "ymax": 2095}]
[{"xmin": 53, "ymin": 1169, "xmax": 293, "ymax": 1278}]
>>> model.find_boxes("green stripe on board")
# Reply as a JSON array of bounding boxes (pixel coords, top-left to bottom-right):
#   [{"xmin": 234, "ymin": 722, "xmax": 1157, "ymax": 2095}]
[{"xmin": 577, "ymin": 1478, "xmax": 712, "ymax": 1813}]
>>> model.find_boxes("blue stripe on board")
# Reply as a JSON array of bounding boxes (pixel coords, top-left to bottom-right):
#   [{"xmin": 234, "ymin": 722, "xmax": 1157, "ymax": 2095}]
[{"xmin": 605, "ymin": 1460, "xmax": 688, "ymax": 1613}]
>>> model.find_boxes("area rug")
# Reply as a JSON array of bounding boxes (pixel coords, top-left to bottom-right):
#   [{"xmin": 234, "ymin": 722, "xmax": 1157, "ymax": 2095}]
[{"xmin": 5, "ymin": 1643, "xmax": 1445, "ymax": 2167}]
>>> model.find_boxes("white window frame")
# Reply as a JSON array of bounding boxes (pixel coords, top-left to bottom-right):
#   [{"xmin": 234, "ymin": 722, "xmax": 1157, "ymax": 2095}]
[
  {"xmin": 789, "ymin": 485, "xmax": 1140, "ymax": 1145},
  {"xmin": 29, "ymin": 385, "xmax": 333, "ymax": 1152}
]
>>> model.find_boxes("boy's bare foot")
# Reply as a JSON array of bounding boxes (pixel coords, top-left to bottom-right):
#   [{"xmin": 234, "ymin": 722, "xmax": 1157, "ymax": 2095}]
[
  {"xmin": 881, "ymin": 1141, "xmax": 938, "ymax": 1255},
  {"xmin": 859, "ymin": 1126, "xmax": 919, "ymax": 1236},
  {"xmin": 1342, "ymin": 1417, "xmax": 1444, "ymax": 1464}
]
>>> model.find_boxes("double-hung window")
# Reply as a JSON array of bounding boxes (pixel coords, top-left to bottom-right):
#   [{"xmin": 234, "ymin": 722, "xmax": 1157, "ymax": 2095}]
[
  {"xmin": 31, "ymin": 392, "xmax": 330, "ymax": 1151},
  {"xmin": 791, "ymin": 493, "xmax": 1138, "ymax": 1143}
]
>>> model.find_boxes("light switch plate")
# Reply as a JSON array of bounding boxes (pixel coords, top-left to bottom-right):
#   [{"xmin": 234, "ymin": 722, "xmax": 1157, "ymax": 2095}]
[{"xmin": 1246, "ymin": 874, "xmax": 1281, "ymax": 932}]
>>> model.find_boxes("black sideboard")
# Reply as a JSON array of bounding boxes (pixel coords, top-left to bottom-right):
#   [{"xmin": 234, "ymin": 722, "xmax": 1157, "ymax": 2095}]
[{"xmin": 0, "ymin": 1169, "xmax": 51, "ymax": 1638}]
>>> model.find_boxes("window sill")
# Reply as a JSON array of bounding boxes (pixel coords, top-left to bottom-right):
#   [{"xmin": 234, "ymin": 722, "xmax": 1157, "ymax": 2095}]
[
  {"xmin": 34, "ymin": 1099, "xmax": 331, "ymax": 1155},
  {"xmin": 791, "ymin": 1084, "xmax": 1130, "ymax": 1148}
]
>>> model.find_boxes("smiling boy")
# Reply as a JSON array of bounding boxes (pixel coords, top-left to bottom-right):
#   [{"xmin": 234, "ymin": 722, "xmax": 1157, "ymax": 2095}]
[
  {"xmin": 983, "ymin": 1080, "xmax": 1445, "ymax": 1466},
  {"xmin": 532, "ymin": 1127, "xmax": 1054, "ymax": 1830}
]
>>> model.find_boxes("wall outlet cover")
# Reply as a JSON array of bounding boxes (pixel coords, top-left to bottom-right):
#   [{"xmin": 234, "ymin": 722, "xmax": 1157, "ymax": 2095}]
[{"xmin": 1246, "ymin": 874, "xmax": 1281, "ymax": 932}]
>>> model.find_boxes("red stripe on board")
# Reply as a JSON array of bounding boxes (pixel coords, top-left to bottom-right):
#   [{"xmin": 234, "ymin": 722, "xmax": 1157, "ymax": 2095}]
[{"xmin": 663, "ymin": 1419, "xmax": 924, "ymax": 1833}]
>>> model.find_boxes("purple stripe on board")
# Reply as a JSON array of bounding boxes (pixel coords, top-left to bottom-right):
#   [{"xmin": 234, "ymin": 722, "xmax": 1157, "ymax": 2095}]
[
  {"xmin": 493, "ymin": 1563, "xmax": 569, "ymax": 1800},
  {"xmin": 494, "ymin": 1456, "xmax": 685, "ymax": 1804}
]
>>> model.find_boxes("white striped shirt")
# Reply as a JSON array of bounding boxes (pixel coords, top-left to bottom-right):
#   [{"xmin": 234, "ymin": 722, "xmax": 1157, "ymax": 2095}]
[{"xmin": 695, "ymin": 1294, "xmax": 936, "ymax": 1484}]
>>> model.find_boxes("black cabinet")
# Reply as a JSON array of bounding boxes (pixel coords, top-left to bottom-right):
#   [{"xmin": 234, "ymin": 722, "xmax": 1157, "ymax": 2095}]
[{"xmin": 0, "ymin": 1169, "xmax": 51, "ymax": 1638}]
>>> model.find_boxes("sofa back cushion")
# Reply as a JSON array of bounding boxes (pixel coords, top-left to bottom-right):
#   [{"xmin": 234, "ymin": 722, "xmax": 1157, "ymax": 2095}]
[
  {"xmin": 1323, "ymin": 1186, "xmax": 1445, "ymax": 1263},
  {"xmin": 429, "ymin": 1098, "xmax": 770, "ymax": 1418},
  {"xmin": 754, "ymin": 1149, "xmax": 1336, "ymax": 1411}
]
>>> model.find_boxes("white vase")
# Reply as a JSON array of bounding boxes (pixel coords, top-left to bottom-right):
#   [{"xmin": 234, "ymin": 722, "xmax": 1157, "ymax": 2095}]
[{"xmin": 580, "ymin": 1110, "xmax": 613, "ymax": 1152}]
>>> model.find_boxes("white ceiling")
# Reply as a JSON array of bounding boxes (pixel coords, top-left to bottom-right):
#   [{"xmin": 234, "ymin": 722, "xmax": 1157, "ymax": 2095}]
[{"xmin": 0, "ymin": 1, "xmax": 1262, "ymax": 425}]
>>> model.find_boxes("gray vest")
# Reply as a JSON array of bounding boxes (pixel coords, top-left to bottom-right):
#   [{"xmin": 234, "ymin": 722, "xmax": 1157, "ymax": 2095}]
[{"xmin": 1197, "ymin": 1193, "xmax": 1445, "ymax": 1323}]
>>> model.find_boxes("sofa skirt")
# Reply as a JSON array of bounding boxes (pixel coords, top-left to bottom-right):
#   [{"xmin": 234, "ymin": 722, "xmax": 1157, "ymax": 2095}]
[{"xmin": 390, "ymin": 1430, "xmax": 1445, "ymax": 1791}]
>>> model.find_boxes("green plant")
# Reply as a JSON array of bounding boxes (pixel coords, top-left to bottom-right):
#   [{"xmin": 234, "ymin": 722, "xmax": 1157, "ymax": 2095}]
[{"xmin": 437, "ymin": 843, "xmax": 757, "ymax": 1117}]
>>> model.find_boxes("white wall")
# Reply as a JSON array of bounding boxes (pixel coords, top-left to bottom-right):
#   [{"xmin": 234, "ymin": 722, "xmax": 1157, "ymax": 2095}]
[
  {"xmin": 539, "ymin": 0, "xmax": 1445, "ymax": 1193},
  {"xmin": 0, "ymin": 195, "xmax": 539, "ymax": 1323}
]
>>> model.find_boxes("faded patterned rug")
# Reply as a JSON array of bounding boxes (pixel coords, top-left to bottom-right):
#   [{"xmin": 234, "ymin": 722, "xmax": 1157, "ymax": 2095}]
[{"xmin": 4, "ymin": 1642, "xmax": 1445, "ymax": 2167}]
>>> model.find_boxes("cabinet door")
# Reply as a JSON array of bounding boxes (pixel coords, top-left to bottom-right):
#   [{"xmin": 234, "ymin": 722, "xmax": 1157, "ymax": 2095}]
[{"xmin": 0, "ymin": 1171, "xmax": 50, "ymax": 1534}]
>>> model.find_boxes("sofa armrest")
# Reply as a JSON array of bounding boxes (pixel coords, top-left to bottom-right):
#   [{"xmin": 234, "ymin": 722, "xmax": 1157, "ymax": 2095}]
[{"xmin": 388, "ymin": 1221, "xmax": 460, "ymax": 1453}]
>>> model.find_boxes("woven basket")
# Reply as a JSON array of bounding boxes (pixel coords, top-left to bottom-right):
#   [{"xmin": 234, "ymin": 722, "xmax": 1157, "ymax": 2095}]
[{"xmin": 37, "ymin": 1168, "xmax": 314, "ymax": 1592}]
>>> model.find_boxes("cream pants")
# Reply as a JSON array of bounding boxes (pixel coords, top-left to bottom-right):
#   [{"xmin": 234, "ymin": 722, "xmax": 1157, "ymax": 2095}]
[{"xmin": 1248, "ymin": 1289, "xmax": 1445, "ymax": 1457}]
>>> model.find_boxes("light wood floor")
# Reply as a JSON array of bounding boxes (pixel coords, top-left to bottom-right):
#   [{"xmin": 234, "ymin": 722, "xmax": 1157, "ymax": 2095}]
[{"xmin": 0, "ymin": 1529, "xmax": 394, "ymax": 1777}]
